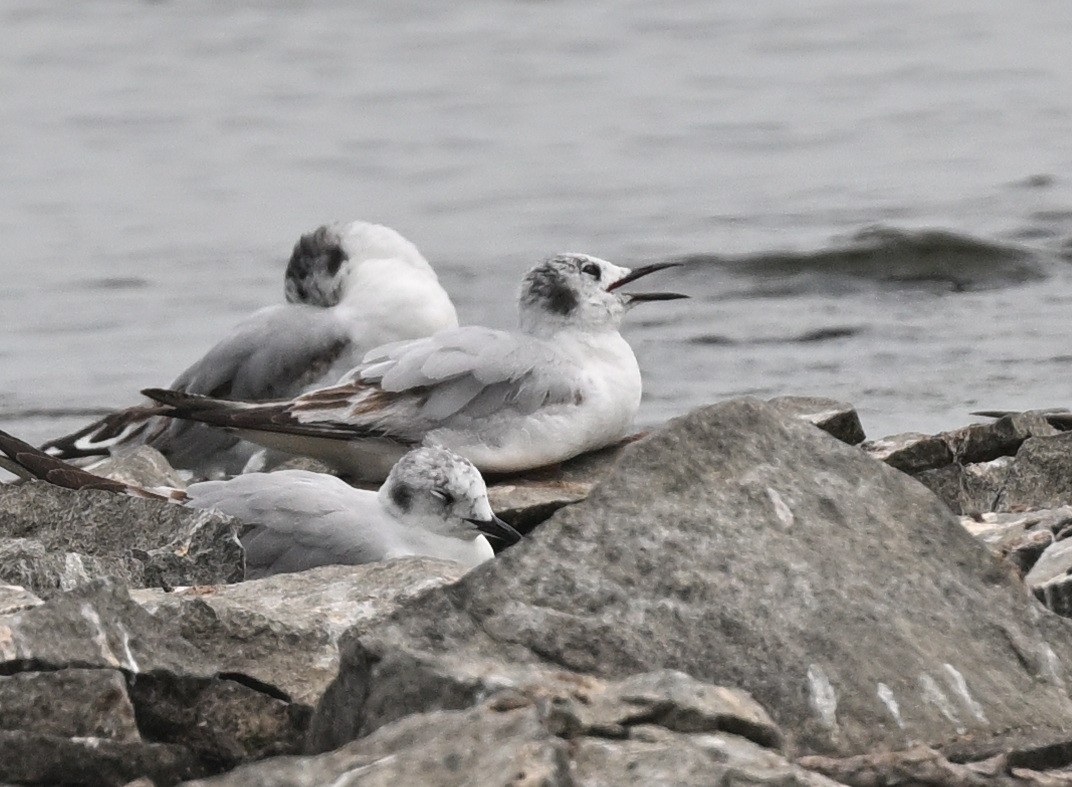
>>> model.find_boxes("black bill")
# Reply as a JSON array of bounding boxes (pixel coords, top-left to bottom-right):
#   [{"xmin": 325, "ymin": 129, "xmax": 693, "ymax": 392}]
[
  {"xmin": 607, "ymin": 262, "xmax": 688, "ymax": 302},
  {"xmin": 466, "ymin": 514, "xmax": 523, "ymax": 545}
]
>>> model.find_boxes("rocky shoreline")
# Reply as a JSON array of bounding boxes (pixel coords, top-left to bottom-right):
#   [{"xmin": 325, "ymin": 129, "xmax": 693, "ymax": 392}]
[{"xmin": 5, "ymin": 397, "xmax": 1072, "ymax": 784}]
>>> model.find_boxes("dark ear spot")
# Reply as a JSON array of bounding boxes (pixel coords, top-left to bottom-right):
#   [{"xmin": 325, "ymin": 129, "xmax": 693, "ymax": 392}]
[
  {"xmin": 545, "ymin": 276, "xmax": 578, "ymax": 315},
  {"xmin": 389, "ymin": 482, "xmax": 412, "ymax": 513},
  {"xmin": 528, "ymin": 267, "xmax": 578, "ymax": 316},
  {"xmin": 326, "ymin": 246, "xmax": 347, "ymax": 276}
]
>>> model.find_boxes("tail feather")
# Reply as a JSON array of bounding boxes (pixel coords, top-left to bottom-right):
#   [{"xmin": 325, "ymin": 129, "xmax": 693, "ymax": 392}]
[
  {"xmin": 41, "ymin": 405, "xmax": 166, "ymax": 459},
  {"xmin": 142, "ymin": 387, "xmax": 385, "ymax": 442},
  {"xmin": 140, "ymin": 387, "xmax": 221, "ymax": 412},
  {"xmin": 0, "ymin": 429, "xmax": 167, "ymax": 500}
]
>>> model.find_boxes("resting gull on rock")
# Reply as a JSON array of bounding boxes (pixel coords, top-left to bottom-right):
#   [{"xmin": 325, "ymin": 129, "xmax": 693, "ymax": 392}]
[
  {"xmin": 143, "ymin": 253, "xmax": 687, "ymax": 481},
  {"xmin": 1, "ymin": 430, "xmax": 517, "ymax": 577}
]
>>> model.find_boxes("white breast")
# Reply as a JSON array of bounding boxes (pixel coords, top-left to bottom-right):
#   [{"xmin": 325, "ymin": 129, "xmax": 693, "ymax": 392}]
[
  {"xmin": 384, "ymin": 530, "xmax": 494, "ymax": 569},
  {"xmin": 430, "ymin": 330, "xmax": 641, "ymax": 472}
]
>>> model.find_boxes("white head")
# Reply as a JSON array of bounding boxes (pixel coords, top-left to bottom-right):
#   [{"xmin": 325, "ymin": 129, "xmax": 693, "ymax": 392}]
[
  {"xmin": 378, "ymin": 446, "xmax": 521, "ymax": 546},
  {"xmin": 284, "ymin": 221, "xmax": 437, "ymax": 307},
  {"xmin": 517, "ymin": 253, "xmax": 687, "ymax": 335}
]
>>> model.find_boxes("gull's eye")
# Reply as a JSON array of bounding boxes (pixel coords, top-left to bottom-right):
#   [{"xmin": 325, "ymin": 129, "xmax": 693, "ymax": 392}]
[
  {"xmin": 431, "ymin": 489, "xmax": 455, "ymax": 505},
  {"xmin": 580, "ymin": 261, "xmax": 601, "ymax": 280}
]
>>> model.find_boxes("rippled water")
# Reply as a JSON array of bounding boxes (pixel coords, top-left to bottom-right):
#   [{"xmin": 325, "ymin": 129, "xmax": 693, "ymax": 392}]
[{"xmin": 4, "ymin": 0, "xmax": 1072, "ymax": 449}]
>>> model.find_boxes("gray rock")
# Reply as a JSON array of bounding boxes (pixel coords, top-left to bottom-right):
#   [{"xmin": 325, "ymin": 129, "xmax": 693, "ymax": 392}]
[
  {"xmin": 186, "ymin": 670, "xmax": 831, "ymax": 787},
  {"xmin": 942, "ymin": 414, "xmax": 1059, "ymax": 465},
  {"xmin": 0, "ymin": 482, "xmax": 243, "ymax": 592},
  {"xmin": 0, "ymin": 579, "xmax": 210, "ymax": 675},
  {"xmin": 0, "ymin": 581, "xmax": 308, "ymax": 785},
  {"xmin": 86, "ymin": 445, "xmax": 187, "ymax": 490},
  {"xmin": 915, "ymin": 457, "xmax": 1011, "ymax": 515},
  {"xmin": 0, "ymin": 536, "xmax": 132, "ymax": 591},
  {"xmin": 862, "ymin": 432, "xmax": 953, "ymax": 474},
  {"xmin": 310, "ymin": 398, "xmax": 1072, "ymax": 760},
  {"xmin": 974, "ymin": 408, "xmax": 1072, "ymax": 434},
  {"xmin": 768, "ymin": 395, "xmax": 866, "ymax": 444},
  {"xmin": 798, "ymin": 744, "xmax": 1012, "ymax": 786},
  {"xmin": 0, "ymin": 582, "xmax": 42, "ymax": 614},
  {"xmin": 0, "ymin": 668, "xmax": 139, "ymax": 742},
  {"xmin": 486, "ymin": 396, "xmax": 864, "ymax": 536},
  {"xmin": 541, "ymin": 669, "xmax": 781, "ymax": 746},
  {"xmin": 132, "ymin": 558, "xmax": 467, "ymax": 706},
  {"xmin": 487, "ymin": 441, "xmax": 627, "ymax": 532},
  {"xmin": 1027, "ymin": 539, "xmax": 1072, "ymax": 617},
  {"xmin": 187, "ymin": 697, "xmax": 569, "ymax": 787},
  {"xmin": 1009, "ymin": 768, "xmax": 1072, "ymax": 785},
  {"xmin": 126, "ymin": 672, "xmax": 309, "ymax": 768},
  {"xmin": 0, "ymin": 731, "xmax": 200, "ymax": 787},
  {"xmin": 1006, "ymin": 531, "xmax": 1062, "ymax": 578},
  {"xmin": 961, "ymin": 508, "xmax": 1072, "ymax": 550},
  {"xmin": 1000, "ymin": 434, "xmax": 1072, "ymax": 512},
  {"xmin": 487, "ymin": 397, "xmax": 863, "ymax": 534},
  {"xmin": 487, "ymin": 479, "xmax": 591, "ymax": 532},
  {"xmin": 961, "ymin": 508, "xmax": 1072, "ymax": 576},
  {"xmin": 571, "ymin": 726, "xmax": 839, "ymax": 787},
  {"xmin": 269, "ymin": 455, "xmax": 337, "ymax": 475}
]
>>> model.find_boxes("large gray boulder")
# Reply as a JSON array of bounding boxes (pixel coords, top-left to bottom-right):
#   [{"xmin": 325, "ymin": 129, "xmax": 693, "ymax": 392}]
[
  {"xmin": 0, "ymin": 482, "xmax": 243, "ymax": 592},
  {"xmin": 486, "ymin": 395, "xmax": 864, "ymax": 534},
  {"xmin": 186, "ymin": 669, "xmax": 836, "ymax": 787},
  {"xmin": 310, "ymin": 398, "xmax": 1072, "ymax": 760},
  {"xmin": 0, "ymin": 581, "xmax": 308, "ymax": 785},
  {"xmin": 487, "ymin": 442, "xmax": 626, "ymax": 532},
  {"xmin": 767, "ymin": 395, "xmax": 865, "ymax": 445},
  {"xmin": 0, "ymin": 582, "xmax": 42, "ymax": 614},
  {"xmin": 862, "ymin": 431, "xmax": 952, "ymax": 474},
  {"xmin": 915, "ymin": 457, "xmax": 1011, "ymax": 515},
  {"xmin": 132, "ymin": 558, "xmax": 467, "ymax": 705},
  {"xmin": 1000, "ymin": 433, "xmax": 1072, "ymax": 512},
  {"xmin": 942, "ymin": 414, "xmax": 1059, "ymax": 464}
]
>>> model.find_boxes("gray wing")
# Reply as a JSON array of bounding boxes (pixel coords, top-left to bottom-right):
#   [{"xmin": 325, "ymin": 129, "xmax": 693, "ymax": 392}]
[
  {"xmin": 184, "ymin": 470, "xmax": 384, "ymax": 576},
  {"xmin": 152, "ymin": 304, "xmax": 360, "ymax": 468},
  {"xmin": 141, "ymin": 327, "xmax": 585, "ymax": 447},
  {"xmin": 353, "ymin": 326, "xmax": 581, "ymax": 424},
  {"xmin": 172, "ymin": 304, "xmax": 358, "ymax": 400}
]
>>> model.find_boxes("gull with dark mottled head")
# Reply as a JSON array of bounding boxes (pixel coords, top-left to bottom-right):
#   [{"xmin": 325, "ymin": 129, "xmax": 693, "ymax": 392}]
[
  {"xmin": 1, "ymin": 429, "xmax": 517, "ymax": 577},
  {"xmin": 143, "ymin": 253, "xmax": 687, "ymax": 481},
  {"xmin": 42, "ymin": 221, "xmax": 458, "ymax": 478}
]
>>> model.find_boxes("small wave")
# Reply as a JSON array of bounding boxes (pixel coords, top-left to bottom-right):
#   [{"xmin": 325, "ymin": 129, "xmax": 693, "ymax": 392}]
[
  {"xmin": 56, "ymin": 276, "xmax": 150, "ymax": 293},
  {"xmin": 1031, "ymin": 209, "xmax": 1072, "ymax": 222},
  {"xmin": 689, "ymin": 325, "xmax": 863, "ymax": 346},
  {"xmin": 1010, "ymin": 174, "xmax": 1056, "ymax": 189},
  {"xmin": 675, "ymin": 226, "xmax": 1046, "ymax": 293}
]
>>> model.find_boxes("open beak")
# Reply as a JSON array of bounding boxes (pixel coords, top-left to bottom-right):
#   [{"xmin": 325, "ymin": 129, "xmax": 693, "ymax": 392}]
[
  {"xmin": 606, "ymin": 262, "xmax": 688, "ymax": 302},
  {"xmin": 466, "ymin": 514, "xmax": 523, "ymax": 545}
]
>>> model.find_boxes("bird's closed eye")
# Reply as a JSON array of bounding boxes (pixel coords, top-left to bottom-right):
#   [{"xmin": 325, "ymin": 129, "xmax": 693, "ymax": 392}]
[
  {"xmin": 581, "ymin": 262, "xmax": 601, "ymax": 280},
  {"xmin": 431, "ymin": 489, "xmax": 455, "ymax": 505}
]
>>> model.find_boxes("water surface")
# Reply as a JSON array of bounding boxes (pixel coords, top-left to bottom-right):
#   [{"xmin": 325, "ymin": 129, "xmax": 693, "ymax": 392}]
[{"xmin": 4, "ymin": 0, "xmax": 1072, "ymax": 447}]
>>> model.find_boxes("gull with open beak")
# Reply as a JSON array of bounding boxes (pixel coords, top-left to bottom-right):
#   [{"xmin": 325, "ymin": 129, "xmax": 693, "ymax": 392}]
[{"xmin": 143, "ymin": 253, "xmax": 688, "ymax": 481}]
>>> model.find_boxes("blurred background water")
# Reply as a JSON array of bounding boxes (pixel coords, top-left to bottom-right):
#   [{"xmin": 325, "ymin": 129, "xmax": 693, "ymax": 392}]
[{"xmin": 3, "ymin": 0, "xmax": 1072, "ymax": 447}]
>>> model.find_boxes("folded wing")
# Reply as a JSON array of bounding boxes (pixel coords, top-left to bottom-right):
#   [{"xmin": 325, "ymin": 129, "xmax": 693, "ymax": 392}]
[
  {"xmin": 184, "ymin": 470, "xmax": 384, "ymax": 576},
  {"xmin": 254, "ymin": 326, "xmax": 582, "ymax": 440}
]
